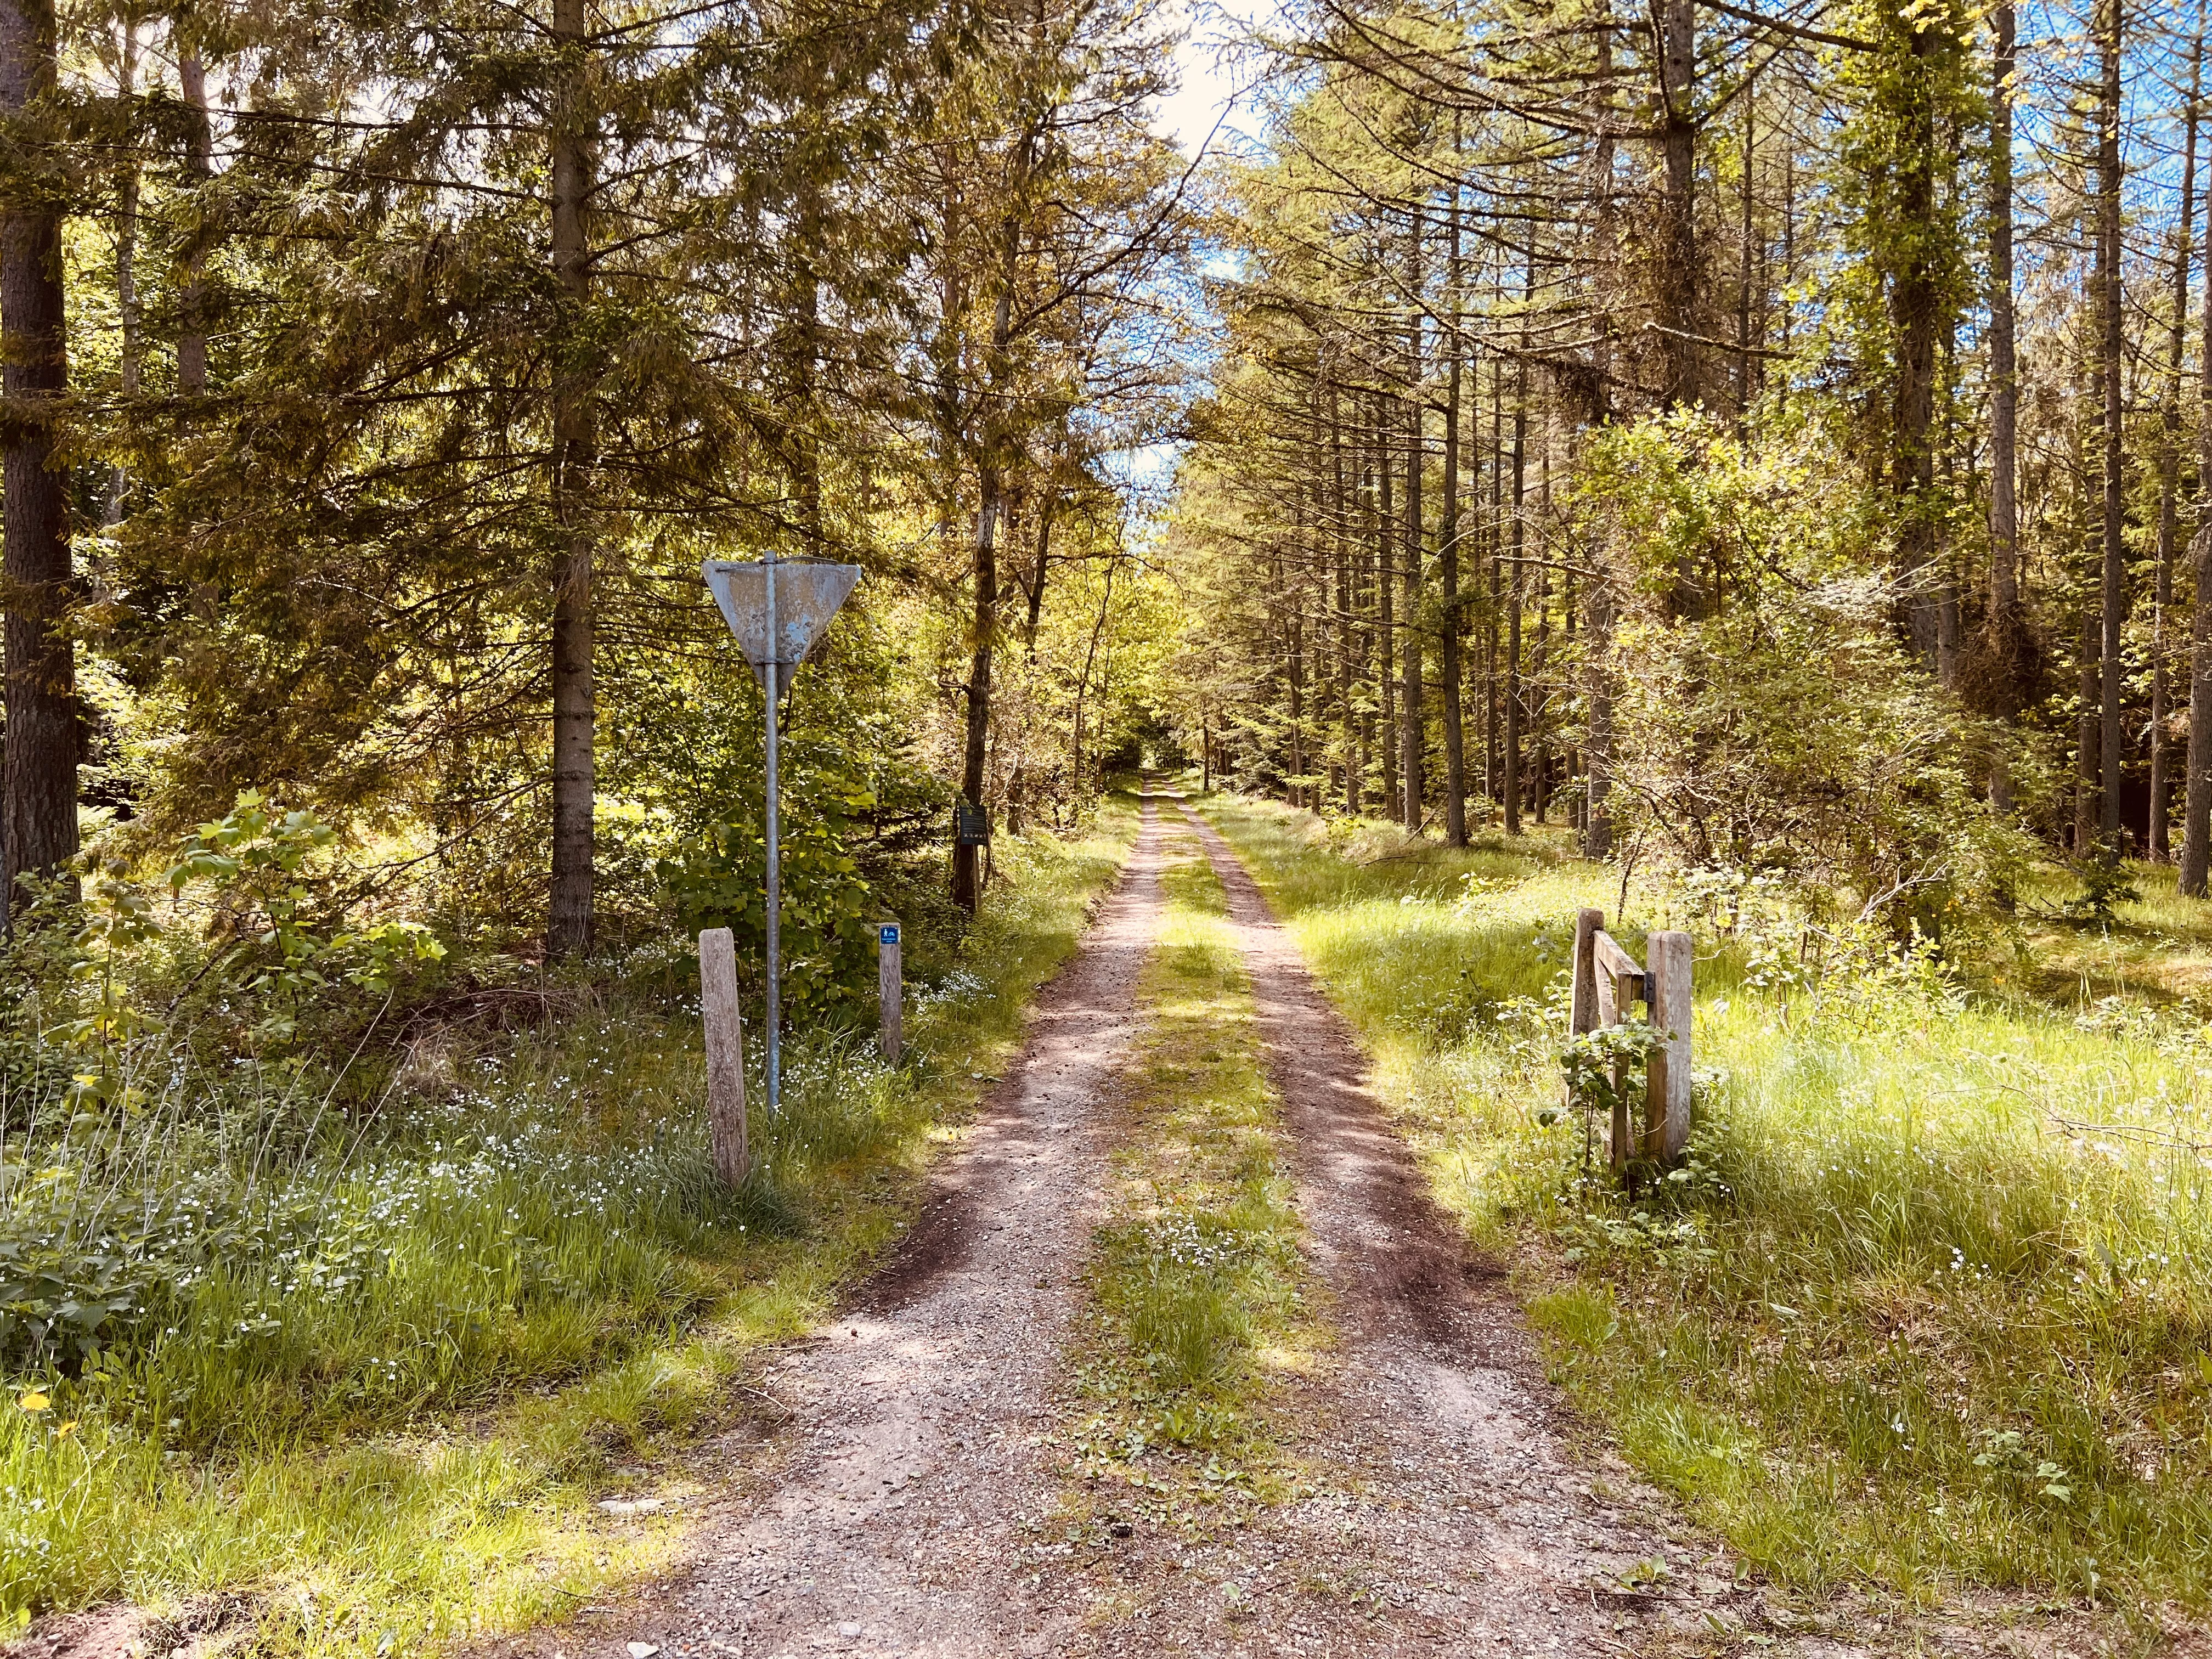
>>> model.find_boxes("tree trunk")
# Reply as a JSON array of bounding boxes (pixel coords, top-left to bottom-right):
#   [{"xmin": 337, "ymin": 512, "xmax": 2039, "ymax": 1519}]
[
  {"xmin": 1584, "ymin": 11, "xmax": 1618, "ymax": 855},
  {"xmin": 546, "ymin": 0, "xmax": 596, "ymax": 957},
  {"xmin": 953, "ymin": 467, "xmax": 1000, "ymax": 912},
  {"xmin": 2078, "ymin": 589, "xmax": 2099, "ymax": 856},
  {"xmin": 2153, "ymin": 38, "xmax": 2202, "ymax": 861},
  {"xmin": 1532, "ymin": 452, "xmax": 1551, "ymax": 822},
  {"xmin": 1375, "ymin": 395, "xmax": 1397, "ymax": 822},
  {"xmin": 949, "ymin": 112, "xmax": 1041, "ymax": 909},
  {"xmin": 1359, "ymin": 448, "xmax": 1378, "ymax": 810},
  {"xmin": 176, "ymin": 50, "xmax": 212, "ymax": 393},
  {"xmin": 788, "ymin": 183, "xmax": 826, "ymax": 556},
  {"xmin": 1331, "ymin": 374, "xmax": 1359, "ymax": 816},
  {"xmin": 1504, "ymin": 363, "xmax": 1526, "ymax": 836},
  {"xmin": 1586, "ymin": 578, "xmax": 1616, "ymax": 859},
  {"xmin": 1288, "ymin": 566, "xmax": 1306, "ymax": 805},
  {"xmin": 1440, "ymin": 177, "xmax": 1467, "ymax": 845},
  {"xmin": 1401, "ymin": 223, "xmax": 1425, "ymax": 830},
  {"xmin": 1736, "ymin": 75, "xmax": 1756, "ymax": 413},
  {"xmin": 1985, "ymin": 0, "xmax": 2021, "ymax": 811},
  {"xmin": 1485, "ymin": 354, "xmax": 1501, "ymax": 802},
  {"xmin": 1891, "ymin": 16, "xmax": 1944, "ymax": 665},
  {"xmin": 0, "ymin": 0, "xmax": 76, "ymax": 908},
  {"xmin": 2096, "ymin": 0, "xmax": 2126, "ymax": 848},
  {"xmin": 2184, "ymin": 17, "xmax": 2212, "ymax": 890},
  {"xmin": 1068, "ymin": 552, "xmax": 1114, "ymax": 809},
  {"xmin": 1022, "ymin": 486, "xmax": 1056, "ymax": 652},
  {"xmin": 1656, "ymin": 0, "xmax": 1699, "ymax": 405},
  {"xmin": 105, "ymin": 20, "xmax": 139, "ymax": 524},
  {"xmin": 2188, "ymin": 515, "xmax": 2212, "ymax": 894}
]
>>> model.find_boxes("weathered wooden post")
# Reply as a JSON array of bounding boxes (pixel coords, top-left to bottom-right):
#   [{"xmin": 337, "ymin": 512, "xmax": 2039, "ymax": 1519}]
[
  {"xmin": 877, "ymin": 919, "xmax": 902, "ymax": 1062},
  {"xmin": 1645, "ymin": 930, "xmax": 1694, "ymax": 1161},
  {"xmin": 1593, "ymin": 928, "xmax": 1645, "ymax": 1172},
  {"xmin": 1570, "ymin": 908, "xmax": 1603, "ymax": 1037},
  {"xmin": 1568, "ymin": 914, "xmax": 1694, "ymax": 1173},
  {"xmin": 699, "ymin": 926, "xmax": 748, "ymax": 1185}
]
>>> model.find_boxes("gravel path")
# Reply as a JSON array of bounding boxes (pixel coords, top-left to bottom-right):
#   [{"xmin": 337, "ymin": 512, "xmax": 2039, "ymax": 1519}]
[
  {"xmin": 472, "ymin": 789, "xmax": 2116, "ymax": 1659},
  {"xmin": 14, "ymin": 790, "xmax": 2168, "ymax": 1659}
]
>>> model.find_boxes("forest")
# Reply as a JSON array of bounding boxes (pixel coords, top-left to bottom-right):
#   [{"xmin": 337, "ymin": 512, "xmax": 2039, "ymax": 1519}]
[
  {"xmin": 1175, "ymin": 0, "xmax": 2212, "ymax": 899},
  {"xmin": 1, "ymin": 0, "xmax": 2210, "ymax": 1641}
]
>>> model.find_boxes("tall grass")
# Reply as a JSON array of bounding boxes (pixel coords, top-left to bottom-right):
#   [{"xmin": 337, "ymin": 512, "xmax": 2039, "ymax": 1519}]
[
  {"xmin": 0, "ymin": 813, "xmax": 1133, "ymax": 1647},
  {"xmin": 1194, "ymin": 789, "xmax": 2212, "ymax": 1610}
]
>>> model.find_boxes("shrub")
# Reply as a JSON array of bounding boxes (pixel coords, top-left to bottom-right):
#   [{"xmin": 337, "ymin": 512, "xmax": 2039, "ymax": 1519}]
[{"xmin": 1577, "ymin": 413, "xmax": 2035, "ymax": 939}]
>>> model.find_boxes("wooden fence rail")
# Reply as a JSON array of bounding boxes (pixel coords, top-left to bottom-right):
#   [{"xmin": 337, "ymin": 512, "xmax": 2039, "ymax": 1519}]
[{"xmin": 1570, "ymin": 909, "xmax": 1694, "ymax": 1170}]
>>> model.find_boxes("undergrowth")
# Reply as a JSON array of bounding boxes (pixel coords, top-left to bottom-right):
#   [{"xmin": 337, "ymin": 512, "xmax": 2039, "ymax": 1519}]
[
  {"xmin": 1060, "ymin": 822, "xmax": 1313, "ymax": 1541},
  {"xmin": 0, "ymin": 809, "xmax": 1133, "ymax": 1652},
  {"xmin": 1192, "ymin": 786, "xmax": 2212, "ymax": 1615}
]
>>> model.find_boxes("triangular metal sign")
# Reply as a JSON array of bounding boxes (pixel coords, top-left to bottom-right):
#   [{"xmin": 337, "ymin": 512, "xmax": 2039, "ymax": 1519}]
[{"xmin": 703, "ymin": 558, "xmax": 861, "ymax": 685}]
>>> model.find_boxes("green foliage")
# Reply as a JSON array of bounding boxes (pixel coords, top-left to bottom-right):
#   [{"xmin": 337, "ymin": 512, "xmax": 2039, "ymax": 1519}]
[
  {"xmin": 2062, "ymin": 847, "xmax": 2141, "ymax": 926},
  {"xmin": 1553, "ymin": 1018, "xmax": 1663, "ymax": 1138},
  {"xmin": 159, "ymin": 793, "xmax": 447, "ymax": 1046},
  {"xmin": 1576, "ymin": 413, "xmax": 2031, "ymax": 936},
  {"xmin": 0, "ymin": 797, "xmax": 470, "ymax": 1374},
  {"xmin": 654, "ymin": 763, "xmax": 880, "ymax": 1018},
  {"xmin": 24, "ymin": 795, "xmax": 452, "ymax": 1103},
  {"xmin": 57, "ymin": 0, "xmax": 1188, "ymax": 962},
  {"xmin": 50, "ymin": 868, "xmax": 163, "ymax": 1107},
  {"xmin": 1828, "ymin": 0, "xmax": 1980, "ymax": 486}
]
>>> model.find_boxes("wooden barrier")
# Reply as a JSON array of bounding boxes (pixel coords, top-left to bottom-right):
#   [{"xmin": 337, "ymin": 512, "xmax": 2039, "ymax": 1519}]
[{"xmin": 1570, "ymin": 910, "xmax": 1693, "ymax": 1170}]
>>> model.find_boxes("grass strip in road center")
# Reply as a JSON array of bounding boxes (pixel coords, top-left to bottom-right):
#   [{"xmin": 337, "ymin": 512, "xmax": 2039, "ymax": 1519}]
[{"xmin": 1056, "ymin": 827, "xmax": 1320, "ymax": 1543}]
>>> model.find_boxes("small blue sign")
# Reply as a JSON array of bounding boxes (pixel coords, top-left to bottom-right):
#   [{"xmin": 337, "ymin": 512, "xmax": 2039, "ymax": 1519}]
[{"xmin": 879, "ymin": 924, "xmax": 901, "ymax": 945}]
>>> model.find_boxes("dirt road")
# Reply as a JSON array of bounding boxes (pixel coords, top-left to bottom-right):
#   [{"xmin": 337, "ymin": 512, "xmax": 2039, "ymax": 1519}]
[{"xmin": 512, "ymin": 791, "xmax": 1858, "ymax": 1657}]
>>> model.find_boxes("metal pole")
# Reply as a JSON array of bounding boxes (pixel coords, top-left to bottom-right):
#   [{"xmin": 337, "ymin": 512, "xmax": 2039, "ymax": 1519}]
[{"xmin": 765, "ymin": 547, "xmax": 781, "ymax": 1116}]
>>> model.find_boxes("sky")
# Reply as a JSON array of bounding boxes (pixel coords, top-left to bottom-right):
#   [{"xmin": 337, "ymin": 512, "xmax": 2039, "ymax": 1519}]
[
  {"xmin": 1113, "ymin": 0, "xmax": 1277, "ymax": 493},
  {"xmin": 1149, "ymin": 0, "xmax": 1274, "ymax": 160}
]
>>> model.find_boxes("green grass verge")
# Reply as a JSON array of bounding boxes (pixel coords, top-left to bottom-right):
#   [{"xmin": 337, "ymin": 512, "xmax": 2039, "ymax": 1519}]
[
  {"xmin": 1189, "ymin": 786, "xmax": 2212, "ymax": 1613},
  {"xmin": 0, "ymin": 811, "xmax": 1135, "ymax": 1654},
  {"xmin": 1058, "ymin": 823, "xmax": 1316, "ymax": 1540}
]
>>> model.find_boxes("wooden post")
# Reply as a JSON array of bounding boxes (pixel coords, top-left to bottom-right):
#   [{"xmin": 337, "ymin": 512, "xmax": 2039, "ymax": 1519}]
[
  {"xmin": 877, "ymin": 920, "xmax": 903, "ymax": 1062},
  {"xmin": 1592, "ymin": 928, "xmax": 1643, "ymax": 1171},
  {"xmin": 1592, "ymin": 932, "xmax": 1644, "ymax": 1004},
  {"xmin": 1645, "ymin": 929, "xmax": 1694, "ymax": 1161},
  {"xmin": 1592, "ymin": 953, "xmax": 1623, "ymax": 1170},
  {"xmin": 699, "ymin": 926, "xmax": 748, "ymax": 1185},
  {"xmin": 1568, "ymin": 908, "xmax": 1600, "ymax": 1152},
  {"xmin": 1570, "ymin": 908, "xmax": 1602, "ymax": 1035}
]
